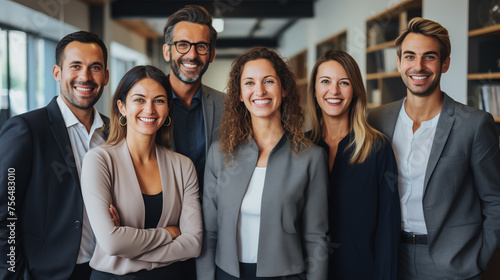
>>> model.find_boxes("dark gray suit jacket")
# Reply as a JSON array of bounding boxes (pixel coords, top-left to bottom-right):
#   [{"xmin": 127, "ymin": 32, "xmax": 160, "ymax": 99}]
[
  {"xmin": 368, "ymin": 92, "xmax": 500, "ymax": 278},
  {"xmin": 197, "ymin": 135, "xmax": 329, "ymax": 280}
]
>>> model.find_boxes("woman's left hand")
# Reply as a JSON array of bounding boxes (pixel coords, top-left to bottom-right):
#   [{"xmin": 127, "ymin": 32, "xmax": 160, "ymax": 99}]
[{"xmin": 109, "ymin": 204, "xmax": 121, "ymax": 227}]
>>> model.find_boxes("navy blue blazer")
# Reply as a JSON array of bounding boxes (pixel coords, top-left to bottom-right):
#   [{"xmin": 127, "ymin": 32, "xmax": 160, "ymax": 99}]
[
  {"xmin": 317, "ymin": 134, "xmax": 400, "ymax": 280},
  {"xmin": 0, "ymin": 97, "xmax": 108, "ymax": 280}
]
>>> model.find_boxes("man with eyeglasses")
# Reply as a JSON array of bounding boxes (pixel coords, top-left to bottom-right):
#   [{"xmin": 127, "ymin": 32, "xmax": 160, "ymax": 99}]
[
  {"xmin": 163, "ymin": 5, "xmax": 223, "ymax": 194},
  {"xmin": 162, "ymin": 5, "xmax": 224, "ymax": 280}
]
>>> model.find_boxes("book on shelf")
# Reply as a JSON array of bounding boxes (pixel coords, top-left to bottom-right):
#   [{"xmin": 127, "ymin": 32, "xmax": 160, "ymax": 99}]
[{"xmin": 480, "ymin": 84, "xmax": 500, "ymax": 118}]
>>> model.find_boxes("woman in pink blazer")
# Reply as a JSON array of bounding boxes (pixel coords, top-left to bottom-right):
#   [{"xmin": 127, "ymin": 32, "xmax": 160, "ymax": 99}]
[{"xmin": 81, "ymin": 65, "xmax": 202, "ymax": 279}]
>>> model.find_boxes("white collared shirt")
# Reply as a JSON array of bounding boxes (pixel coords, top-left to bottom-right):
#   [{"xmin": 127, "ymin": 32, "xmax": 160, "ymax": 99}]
[
  {"xmin": 392, "ymin": 101, "xmax": 440, "ymax": 234},
  {"xmin": 238, "ymin": 167, "xmax": 266, "ymax": 263},
  {"xmin": 56, "ymin": 96, "xmax": 106, "ymax": 263}
]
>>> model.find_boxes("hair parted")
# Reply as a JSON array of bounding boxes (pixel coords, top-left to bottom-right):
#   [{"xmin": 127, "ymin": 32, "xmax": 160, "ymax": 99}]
[
  {"xmin": 163, "ymin": 5, "xmax": 218, "ymax": 46},
  {"xmin": 56, "ymin": 31, "xmax": 108, "ymax": 69},
  {"xmin": 306, "ymin": 50, "xmax": 384, "ymax": 165},
  {"xmin": 107, "ymin": 65, "xmax": 174, "ymax": 148},
  {"xmin": 219, "ymin": 46, "xmax": 309, "ymax": 163},
  {"xmin": 395, "ymin": 17, "xmax": 451, "ymax": 62}
]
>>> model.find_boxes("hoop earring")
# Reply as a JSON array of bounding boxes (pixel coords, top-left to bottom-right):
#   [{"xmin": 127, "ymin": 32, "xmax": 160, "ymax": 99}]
[
  {"xmin": 119, "ymin": 115, "xmax": 127, "ymax": 126},
  {"xmin": 163, "ymin": 116, "xmax": 172, "ymax": 127}
]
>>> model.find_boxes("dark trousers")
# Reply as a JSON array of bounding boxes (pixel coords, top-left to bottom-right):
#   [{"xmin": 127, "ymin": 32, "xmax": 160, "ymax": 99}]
[
  {"xmin": 69, "ymin": 263, "xmax": 92, "ymax": 280},
  {"xmin": 216, "ymin": 263, "xmax": 303, "ymax": 280},
  {"xmin": 398, "ymin": 243, "xmax": 481, "ymax": 280},
  {"xmin": 90, "ymin": 261, "xmax": 183, "ymax": 280}
]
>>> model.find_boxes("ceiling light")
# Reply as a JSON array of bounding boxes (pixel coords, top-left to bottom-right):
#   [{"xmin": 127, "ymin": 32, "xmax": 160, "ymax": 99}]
[{"xmin": 213, "ymin": 18, "xmax": 224, "ymax": 33}]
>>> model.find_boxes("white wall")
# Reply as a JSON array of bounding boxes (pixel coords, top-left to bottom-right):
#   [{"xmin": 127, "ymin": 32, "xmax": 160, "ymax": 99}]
[
  {"xmin": 423, "ymin": 0, "xmax": 468, "ymax": 104},
  {"xmin": 202, "ymin": 58, "xmax": 233, "ymax": 93},
  {"xmin": 279, "ymin": 0, "xmax": 470, "ymax": 104}
]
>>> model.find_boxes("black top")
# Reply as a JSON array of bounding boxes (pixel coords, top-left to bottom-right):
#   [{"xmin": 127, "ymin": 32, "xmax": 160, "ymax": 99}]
[
  {"xmin": 317, "ymin": 133, "xmax": 400, "ymax": 280},
  {"xmin": 142, "ymin": 191, "xmax": 163, "ymax": 229}
]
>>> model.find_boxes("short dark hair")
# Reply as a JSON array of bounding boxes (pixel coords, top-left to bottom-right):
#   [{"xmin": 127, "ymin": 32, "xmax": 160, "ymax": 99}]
[
  {"xmin": 163, "ymin": 5, "xmax": 218, "ymax": 47},
  {"xmin": 107, "ymin": 65, "xmax": 173, "ymax": 148},
  {"xmin": 55, "ymin": 31, "xmax": 108, "ymax": 69}
]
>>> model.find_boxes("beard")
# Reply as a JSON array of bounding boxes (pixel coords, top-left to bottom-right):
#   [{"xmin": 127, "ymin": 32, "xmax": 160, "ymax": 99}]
[
  {"xmin": 170, "ymin": 53, "xmax": 210, "ymax": 84},
  {"xmin": 62, "ymin": 81, "xmax": 102, "ymax": 110}
]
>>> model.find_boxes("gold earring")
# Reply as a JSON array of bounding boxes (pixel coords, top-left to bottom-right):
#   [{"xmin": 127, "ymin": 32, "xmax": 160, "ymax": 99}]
[
  {"xmin": 119, "ymin": 115, "xmax": 127, "ymax": 126},
  {"xmin": 163, "ymin": 116, "xmax": 172, "ymax": 127}
]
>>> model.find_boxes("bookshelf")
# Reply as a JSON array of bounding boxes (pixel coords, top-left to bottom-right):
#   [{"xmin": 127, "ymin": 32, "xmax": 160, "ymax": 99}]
[
  {"xmin": 468, "ymin": 1, "xmax": 500, "ymax": 122},
  {"xmin": 365, "ymin": 0, "xmax": 422, "ymax": 107},
  {"xmin": 316, "ymin": 30, "xmax": 347, "ymax": 59}
]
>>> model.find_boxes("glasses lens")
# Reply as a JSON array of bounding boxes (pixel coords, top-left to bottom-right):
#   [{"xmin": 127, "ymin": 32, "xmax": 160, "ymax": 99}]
[
  {"xmin": 175, "ymin": 41, "xmax": 190, "ymax": 54},
  {"xmin": 196, "ymin": 43, "xmax": 210, "ymax": 54}
]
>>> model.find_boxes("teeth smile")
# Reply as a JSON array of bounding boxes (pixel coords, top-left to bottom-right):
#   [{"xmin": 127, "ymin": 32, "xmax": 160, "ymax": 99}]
[
  {"xmin": 411, "ymin": 76, "xmax": 428, "ymax": 80},
  {"xmin": 75, "ymin": 87, "xmax": 92, "ymax": 92},
  {"xmin": 326, "ymin": 98, "xmax": 341, "ymax": 104},
  {"xmin": 253, "ymin": 99, "xmax": 271, "ymax": 105},
  {"xmin": 139, "ymin": 117, "xmax": 155, "ymax": 123},
  {"xmin": 183, "ymin": 63, "xmax": 198, "ymax": 68}
]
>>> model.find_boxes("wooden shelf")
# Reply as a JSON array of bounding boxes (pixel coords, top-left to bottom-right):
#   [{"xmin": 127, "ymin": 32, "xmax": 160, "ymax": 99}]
[
  {"xmin": 366, "ymin": 72, "xmax": 401, "ymax": 80},
  {"xmin": 367, "ymin": 40, "xmax": 397, "ymax": 53},
  {"xmin": 365, "ymin": 0, "xmax": 422, "ymax": 22},
  {"xmin": 296, "ymin": 77, "xmax": 308, "ymax": 86},
  {"xmin": 468, "ymin": 73, "xmax": 500, "ymax": 80},
  {"xmin": 469, "ymin": 24, "xmax": 500, "ymax": 37},
  {"xmin": 367, "ymin": 103, "xmax": 380, "ymax": 109}
]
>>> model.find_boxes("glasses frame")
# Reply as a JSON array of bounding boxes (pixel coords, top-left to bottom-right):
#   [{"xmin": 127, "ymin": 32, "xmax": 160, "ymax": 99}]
[{"xmin": 168, "ymin": 40, "xmax": 212, "ymax": 55}]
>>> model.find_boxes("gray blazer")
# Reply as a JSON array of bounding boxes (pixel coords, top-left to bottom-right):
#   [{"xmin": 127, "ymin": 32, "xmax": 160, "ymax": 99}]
[
  {"xmin": 201, "ymin": 84, "xmax": 224, "ymax": 153},
  {"xmin": 196, "ymin": 135, "xmax": 329, "ymax": 280},
  {"xmin": 368, "ymin": 92, "xmax": 500, "ymax": 278},
  {"xmin": 81, "ymin": 140, "xmax": 202, "ymax": 275}
]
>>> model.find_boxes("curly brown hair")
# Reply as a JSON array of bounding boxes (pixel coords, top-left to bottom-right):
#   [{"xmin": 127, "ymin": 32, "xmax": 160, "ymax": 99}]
[{"xmin": 219, "ymin": 47, "xmax": 309, "ymax": 162}]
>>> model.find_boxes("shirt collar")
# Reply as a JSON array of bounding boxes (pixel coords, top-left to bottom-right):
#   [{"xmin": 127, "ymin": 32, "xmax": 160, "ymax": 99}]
[
  {"xmin": 172, "ymin": 86, "xmax": 203, "ymax": 101},
  {"xmin": 56, "ymin": 95, "xmax": 104, "ymax": 130}
]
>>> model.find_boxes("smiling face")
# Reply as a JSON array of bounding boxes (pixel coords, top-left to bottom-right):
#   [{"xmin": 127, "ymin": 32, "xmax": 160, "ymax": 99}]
[
  {"xmin": 314, "ymin": 60, "xmax": 353, "ymax": 122},
  {"xmin": 397, "ymin": 32, "xmax": 450, "ymax": 97},
  {"xmin": 117, "ymin": 78, "xmax": 169, "ymax": 138},
  {"xmin": 163, "ymin": 21, "xmax": 215, "ymax": 85},
  {"xmin": 240, "ymin": 59, "xmax": 285, "ymax": 122},
  {"xmin": 53, "ymin": 41, "xmax": 109, "ymax": 112}
]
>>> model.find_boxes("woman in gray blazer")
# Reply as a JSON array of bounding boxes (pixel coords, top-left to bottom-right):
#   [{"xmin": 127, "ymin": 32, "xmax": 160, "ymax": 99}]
[
  {"xmin": 196, "ymin": 47, "xmax": 329, "ymax": 280},
  {"xmin": 81, "ymin": 66, "xmax": 202, "ymax": 279}
]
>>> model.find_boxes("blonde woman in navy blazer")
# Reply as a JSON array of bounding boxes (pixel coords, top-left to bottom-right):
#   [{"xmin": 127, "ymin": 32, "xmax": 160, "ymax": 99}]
[
  {"xmin": 196, "ymin": 47, "xmax": 329, "ymax": 280},
  {"xmin": 81, "ymin": 66, "xmax": 202, "ymax": 279}
]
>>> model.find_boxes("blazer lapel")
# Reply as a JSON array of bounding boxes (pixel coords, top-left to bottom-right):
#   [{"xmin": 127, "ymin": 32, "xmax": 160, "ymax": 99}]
[
  {"xmin": 382, "ymin": 100, "xmax": 403, "ymax": 141},
  {"xmin": 202, "ymin": 85, "xmax": 215, "ymax": 151},
  {"xmin": 423, "ymin": 93, "xmax": 455, "ymax": 195},
  {"xmin": 47, "ymin": 97, "xmax": 80, "ymax": 186}
]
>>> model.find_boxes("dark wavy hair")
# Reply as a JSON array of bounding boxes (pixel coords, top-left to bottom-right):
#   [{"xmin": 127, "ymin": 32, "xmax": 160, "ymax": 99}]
[
  {"xmin": 107, "ymin": 65, "xmax": 173, "ymax": 148},
  {"xmin": 219, "ymin": 47, "xmax": 309, "ymax": 162}
]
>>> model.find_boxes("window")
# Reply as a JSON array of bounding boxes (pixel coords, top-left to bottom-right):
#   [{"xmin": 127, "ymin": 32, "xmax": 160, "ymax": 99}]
[{"xmin": 0, "ymin": 26, "xmax": 57, "ymax": 128}]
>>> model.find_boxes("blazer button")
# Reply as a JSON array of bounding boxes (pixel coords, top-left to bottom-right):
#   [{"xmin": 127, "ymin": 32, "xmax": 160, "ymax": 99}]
[{"xmin": 74, "ymin": 220, "xmax": 81, "ymax": 228}]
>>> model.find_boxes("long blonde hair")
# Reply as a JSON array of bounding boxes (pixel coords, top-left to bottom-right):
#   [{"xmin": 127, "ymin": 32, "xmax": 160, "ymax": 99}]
[{"xmin": 306, "ymin": 50, "xmax": 383, "ymax": 165}]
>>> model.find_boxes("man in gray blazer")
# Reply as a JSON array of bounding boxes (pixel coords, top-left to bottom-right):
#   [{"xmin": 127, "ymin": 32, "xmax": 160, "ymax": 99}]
[
  {"xmin": 162, "ymin": 5, "xmax": 224, "ymax": 280},
  {"xmin": 368, "ymin": 17, "xmax": 500, "ymax": 280},
  {"xmin": 162, "ymin": 5, "xmax": 224, "ymax": 195}
]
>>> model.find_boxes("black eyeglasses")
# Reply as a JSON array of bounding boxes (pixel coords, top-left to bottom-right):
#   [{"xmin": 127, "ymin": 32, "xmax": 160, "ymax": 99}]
[{"xmin": 168, "ymin": 41, "xmax": 211, "ymax": 55}]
